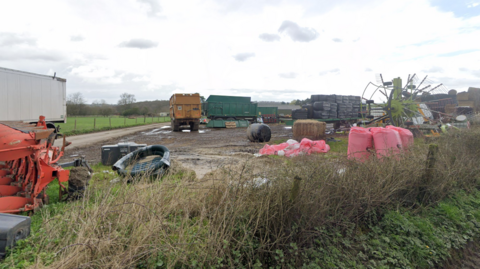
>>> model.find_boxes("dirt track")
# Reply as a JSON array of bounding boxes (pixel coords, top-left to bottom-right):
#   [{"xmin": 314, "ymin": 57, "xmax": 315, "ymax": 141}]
[
  {"xmin": 59, "ymin": 124, "xmax": 294, "ymax": 179},
  {"xmin": 54, "ymin": 122, "xmax": 170, "ymax": 150}
]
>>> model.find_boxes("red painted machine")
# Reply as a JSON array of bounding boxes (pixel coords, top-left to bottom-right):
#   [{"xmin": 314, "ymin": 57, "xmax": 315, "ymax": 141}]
[{"xmin": 0, "ymin": 116, "xmax": 79, "ymax": 213}]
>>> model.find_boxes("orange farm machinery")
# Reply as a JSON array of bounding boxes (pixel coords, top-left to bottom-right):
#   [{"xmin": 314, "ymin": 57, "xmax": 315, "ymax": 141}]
[{"xmin": 0, "ymin": 116, "xmax": 88, "ymax": 213}]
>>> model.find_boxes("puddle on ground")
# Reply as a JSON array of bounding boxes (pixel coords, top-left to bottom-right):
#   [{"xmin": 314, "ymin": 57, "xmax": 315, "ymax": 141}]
[
  {"xmin": 142, "ymin": 129, "xmax": 172, "ymax": 135},
  {"xmin": 284, "ymin": 127, "xmax": 292, "ymax": 129},
  {"xmin": 198, "ymin": 129, "xmax": 211, "ymax": 134}
]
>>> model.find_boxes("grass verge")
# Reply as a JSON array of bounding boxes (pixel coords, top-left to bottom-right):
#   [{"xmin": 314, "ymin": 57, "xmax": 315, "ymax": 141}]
[
  {"xmin": 58, "ymin": 116, "xmax": 169, "ymax": 136},
  {"xmin": 2, "ymin": 128, "xmax": 480, "ymax": 268}
]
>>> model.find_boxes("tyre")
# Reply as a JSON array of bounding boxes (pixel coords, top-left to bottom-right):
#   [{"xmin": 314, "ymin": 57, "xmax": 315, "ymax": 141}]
[
  {"xmin": 313, "ymin": 101, "xmax": 330, "ymax": 111},
  {"xmin": 247, "ymin": 123, "xmax": 272, "ymax": 142},
  {"xmin": 68, "ymin": 167, "xmax": 92, "ymax": 200},
  {"xmin": 46, "ymin": 122, "xmax": 59, "ymax": 139},
  {"xmin": 113, "ymin": 145, "xmax": 171, "ymax": 178},
  {"xmin": 171, "ymin": 120, "xmax": 180, "ymax": 132},
  {"xmin": 191, "ymin": 122, "xmax": 200, "ymax": 131}
]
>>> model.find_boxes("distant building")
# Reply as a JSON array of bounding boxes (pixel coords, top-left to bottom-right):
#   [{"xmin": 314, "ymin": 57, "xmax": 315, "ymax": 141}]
[{"xmin": 254, "ymin": 102, "xmax": 301, "ymax": 115}]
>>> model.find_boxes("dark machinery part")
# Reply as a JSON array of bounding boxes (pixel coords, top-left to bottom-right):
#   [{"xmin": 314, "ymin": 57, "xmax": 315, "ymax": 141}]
[
  {"xmin": 0, "ymin": 213, "xmax": 31, "ymax": 259},
  {"xmin": 101, "ymin": 142, "xmax": 147, "ymax": 166}
]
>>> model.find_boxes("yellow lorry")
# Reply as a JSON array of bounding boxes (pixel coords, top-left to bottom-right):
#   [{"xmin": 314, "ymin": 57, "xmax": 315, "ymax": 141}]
[{"xmin": 169, "ymin": 93, "xmax": 201, "ymax": 131}]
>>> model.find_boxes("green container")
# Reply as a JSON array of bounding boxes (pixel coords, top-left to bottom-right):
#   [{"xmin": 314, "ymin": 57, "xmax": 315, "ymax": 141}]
[
  {"xmin": 256, "ymin": 107, "xmax": 278, "ymax": 117},
  {"xmin": 206, "ymin": 95, "xmax": 251, "ymax": 103},
  {"xmin": 205, "ymin": 101, "xmax": 258, "ymax": 119}
]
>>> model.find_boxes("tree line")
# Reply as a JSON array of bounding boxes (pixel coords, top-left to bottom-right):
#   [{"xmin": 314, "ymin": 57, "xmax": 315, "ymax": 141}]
[{"xmin": 66, "ymin": 92, "xmax": 163, "ymax": 117}]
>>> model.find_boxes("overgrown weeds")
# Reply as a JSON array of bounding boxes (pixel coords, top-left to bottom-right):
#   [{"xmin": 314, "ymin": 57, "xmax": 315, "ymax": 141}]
[{"xmin": 2, "ymin": 128, "xmax": 480, "ymax": 268}]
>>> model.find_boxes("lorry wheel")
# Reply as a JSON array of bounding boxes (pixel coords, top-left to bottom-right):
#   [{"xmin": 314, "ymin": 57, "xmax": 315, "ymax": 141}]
[
  {"xmin": 171, "ymin": 120, "xmax": 180, "ymax": 132},
  {"xmin": 191, "ymin": 122, "xmax": 199, "ymax": 131},
  {"xmin": 46, "ymin": 122, "xmax": 59, "ymax": 139},
  {"xmin": 68, "ymin": 167, "xmax": 91, "ymax": 200}
]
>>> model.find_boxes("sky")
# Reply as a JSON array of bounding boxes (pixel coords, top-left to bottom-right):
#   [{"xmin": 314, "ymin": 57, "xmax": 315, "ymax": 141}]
[{"xmin": 0, "ymin": 0, "xmax": 479, "ymax": 104}]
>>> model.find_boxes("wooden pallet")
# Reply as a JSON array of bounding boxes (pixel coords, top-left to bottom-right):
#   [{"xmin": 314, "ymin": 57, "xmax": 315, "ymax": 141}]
[{"xmin": 225, "ymin": 122, "xmax": 237, "ymax": 128}]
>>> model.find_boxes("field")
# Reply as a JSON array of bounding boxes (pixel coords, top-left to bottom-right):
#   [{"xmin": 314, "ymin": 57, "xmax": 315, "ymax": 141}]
[
  {"xmin": 57, "ymin": 116, "xmax": 170, "ymax": 135},
  {"xmin": 3, "ymin": 125, "xmax": 480, "ymax": 268}
]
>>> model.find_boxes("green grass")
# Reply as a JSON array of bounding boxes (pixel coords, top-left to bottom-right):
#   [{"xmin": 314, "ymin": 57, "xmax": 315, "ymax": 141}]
[
  {"xmin": 326, "ymin": 136, "xmax": 348, "ymax": 154},
  {"xmin": 57, "ymin": 116, "xmax": 169, "ymax": 136}
]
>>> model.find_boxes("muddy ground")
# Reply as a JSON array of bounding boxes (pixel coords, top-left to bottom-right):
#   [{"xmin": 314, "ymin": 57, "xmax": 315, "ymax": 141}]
[{"xmin": 60, "ymin": 124, "xmax": 295, "ymax": 179}]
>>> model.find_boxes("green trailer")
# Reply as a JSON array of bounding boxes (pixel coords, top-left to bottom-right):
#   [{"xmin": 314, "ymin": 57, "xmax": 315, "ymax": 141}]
[
  {"xmin": 206, "ymin": 95, "xmax": 251, "ymax": 104},
  {"xmin": 256, "ymin": 107, "xmax": 278, "ymax": 117},
  {"xmin": 205, "ymin": 101, "xmax": 258, "ymax": 120}
]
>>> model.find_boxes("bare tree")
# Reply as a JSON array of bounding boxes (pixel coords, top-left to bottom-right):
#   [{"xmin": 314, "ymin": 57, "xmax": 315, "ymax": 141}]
[
  {"xmin": 117, "ymin": 93, "xmax": 136, "ymax": 114},
  {"xmin": 118, "ymin": 93, "xmax": 136, "ymax": 106},
  {"xmin": 92, "ymin": 99, "xmax": 114, "ymax": 117},
  {"xmin": 67, "ymin": 92, "xmax": 87, "ymax": 116}
]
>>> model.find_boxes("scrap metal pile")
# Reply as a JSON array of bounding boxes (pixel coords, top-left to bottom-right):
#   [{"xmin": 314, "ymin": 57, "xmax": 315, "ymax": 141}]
[{"xmin": 359, "ymin": 74, "xmax": 474, "ymax": 136}]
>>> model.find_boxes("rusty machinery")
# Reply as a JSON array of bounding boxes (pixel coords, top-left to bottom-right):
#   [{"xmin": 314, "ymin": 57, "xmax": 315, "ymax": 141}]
[
  {"xmin": 0, "ymin": 116, "xmax": 89, "ymax": 213},
  {"xmin": 360, "ymin": 74, "xmax": 452, "ymax": 127}
]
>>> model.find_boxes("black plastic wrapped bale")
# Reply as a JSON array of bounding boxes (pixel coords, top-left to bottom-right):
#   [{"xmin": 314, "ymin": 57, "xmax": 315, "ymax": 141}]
[
  {"xmin": 329, "ymin": 112, "xmax": 338, "ymax": 119},
  {"xmin": 335, "ymin": 95, "xmax": 343, "ymax": 103},
  {"xmin": 292, "ymin": 109, "xmax": 308, "ymax": 119},
  {"xmin": 247, "ymin": 123, "xmax": 271, "ymax": 142},
  {"xmin": 313, "ymin": 101, "xmax": 330, "ymax": 111},
  {"xmin": 330, "ymin": 103, "xmax": 338, "ymax": 111},
  {"xmin": 326, "ymin": 95, "xmax": 336, "ymax": 103},
  {"xmin": 101, "ymin": 142, "xmax": 147, "ymax": 166},
  {"xmin": 345, "ymin": 103, "xmax": 353, "ymax": 112},
  {"xmin": 317, "ymin": 95, "xmax": 328, "ymax": 101},
  {"xmin": 0, "ymin": 213, "xmax": 31, "ymax": 258},
  {"xmin": 337, "ymin": 103, "xmax": 347, "ymax": 112},
  {"xmin": 302, "ymin": 104, "xmax": 314, "ymax": 119}
]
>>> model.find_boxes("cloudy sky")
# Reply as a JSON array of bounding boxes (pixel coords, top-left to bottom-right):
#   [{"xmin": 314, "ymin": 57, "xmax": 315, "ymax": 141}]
[{"xmin": 0, "ymin": 0, "xmax": 479, "ymax": 104}]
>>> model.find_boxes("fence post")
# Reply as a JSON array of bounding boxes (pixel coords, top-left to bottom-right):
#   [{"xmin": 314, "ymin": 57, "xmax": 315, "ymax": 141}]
[
  {"xmin": 290, "ymin": 176, "xmax": 302, "ymax": 202},
  {"xmin": 109, "ymin": 117, "xmax": 111, "ymax": 127},
  {"xmin": 136, "ymin": 118, "xmax": 137, "ymax": 124},
  {"xmin": 94, "ymin": 118, "xmax": 96, "ymax": 129},
  {"xmin": 144, "ymin": 116, "xmax": 146, "ymax": 123},
  {"xmin": 418, "ymin": 144, "xmax": 438, "ymax": 203},
  {"xmin": 74, "ymin": 119, "xmax": 77, "ymax": 130},
  {"xmin": 124, "ymin": 117, "xmax": 126, "ymax": 126}
]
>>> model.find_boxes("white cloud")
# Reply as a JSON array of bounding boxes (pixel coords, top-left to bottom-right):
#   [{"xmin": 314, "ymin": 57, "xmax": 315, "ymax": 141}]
[
  {"xmin": 233, "ymin": 53, "xmax": 256, "ymax": 62},
  {"xmin": 279, "ymin": 72, "xmax": 297, "ymax": 78},
  {"xmin": 278, "ymin": 20, "xmax": 319, "ymax": 42},
  {"xmin": 0, "ymin": 0, "xmax": 478, "ymax": 104},
  {"xmin": 119, "ymin": 39, "xmax": 158, "ymax": 49}
]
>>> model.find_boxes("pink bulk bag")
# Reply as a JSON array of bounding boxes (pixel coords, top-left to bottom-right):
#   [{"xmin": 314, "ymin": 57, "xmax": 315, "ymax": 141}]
[{"xmin": 347, "ymin": 127, "xmax": 373, "ymax": 162}]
